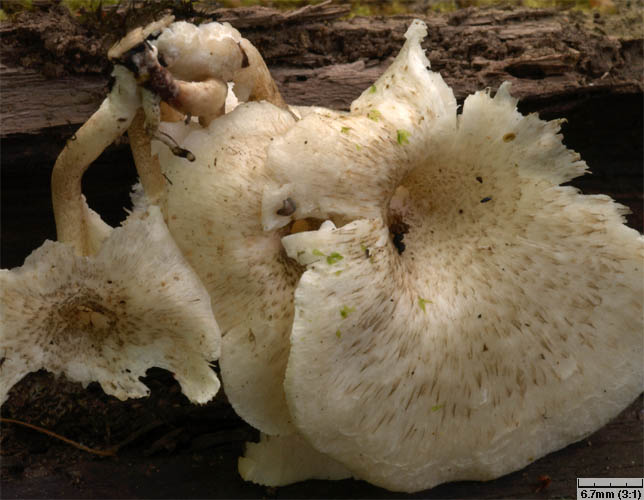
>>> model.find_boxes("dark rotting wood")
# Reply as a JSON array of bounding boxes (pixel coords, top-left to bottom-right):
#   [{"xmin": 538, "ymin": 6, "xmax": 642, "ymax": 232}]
[{"xmin": 1, "ymin": 5, "xmax": 641, "ymax": 135}]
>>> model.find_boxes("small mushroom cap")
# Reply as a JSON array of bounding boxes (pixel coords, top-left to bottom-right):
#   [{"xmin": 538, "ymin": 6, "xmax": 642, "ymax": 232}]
[
  {"xmin": 152, "ymin": 102, "xmax": 299, "ymax": 434},
  {"xmin": 239, "ymin": 432, "xmax": 353, "ymax": 487},
  {"xmin": 1, "ymin": 206, "xmax": 221, "ymax": 405},
  {"xmin": 263, "ymin": 21, "xmax": 644, "ymax": 492},
  {"xmin": 108, "ymin": 15, "xmax": 175, "ymax": 61},
  {"xmin": 151, "ymin": 21, "xmax": 243, "ymax": 83}
]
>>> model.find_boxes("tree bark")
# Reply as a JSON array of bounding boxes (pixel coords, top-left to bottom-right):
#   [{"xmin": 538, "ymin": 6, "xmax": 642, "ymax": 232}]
[{"xmin": 0, "ymin": 4, "xmax": 641, "ymax": 136}]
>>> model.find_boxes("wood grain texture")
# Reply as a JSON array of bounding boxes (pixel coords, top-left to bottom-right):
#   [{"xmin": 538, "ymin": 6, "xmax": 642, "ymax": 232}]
[
  {"xmin": 1, "ymin": 5, "xmax": 641, "ymax": 135},
  {"xmin": 0, "ymin": 66, "xmax": 106, "ymax": 136}
]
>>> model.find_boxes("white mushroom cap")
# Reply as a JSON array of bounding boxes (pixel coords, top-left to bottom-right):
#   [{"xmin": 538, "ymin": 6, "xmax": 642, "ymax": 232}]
[
  {"xmin": 262, "ymin": 20, "xmax": 456, "ymax": 232},
  {"xmin": 283, "ymin": 213, "xmax": 642, "ymax": 491},
  {"xmin": 260, "ymin": 21, "xmax": 644, "ymax": 493},
  {"xmin": 0, "ymin": 206, "xmax": 221, "ymax": 405},
  {"xmin": 151, "ymin": 21, "xmax": 243, "ymax": 83},
  {"xmin": 239, "ymin": 432, "xmax": 353, "ymax": 487},
  {"xmin": 151, "ymin": 102, "xmax": 299, "ymax": 434}
]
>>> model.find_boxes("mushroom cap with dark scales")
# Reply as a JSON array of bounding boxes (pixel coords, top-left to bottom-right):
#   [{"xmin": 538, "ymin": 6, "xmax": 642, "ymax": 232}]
[
  {"xmin": 259, "ymin": 21, "xmax": 644, "ymax": 493},
  {"xmin": 0, "ymin": 206, "xmax": 221, "ymax": 405}
]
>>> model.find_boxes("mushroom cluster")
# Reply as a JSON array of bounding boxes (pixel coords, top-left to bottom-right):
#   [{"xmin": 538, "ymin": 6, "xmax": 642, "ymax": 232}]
[{"xmin": 1, "ymin": 16, "xmax": 642, "ymax": 494}]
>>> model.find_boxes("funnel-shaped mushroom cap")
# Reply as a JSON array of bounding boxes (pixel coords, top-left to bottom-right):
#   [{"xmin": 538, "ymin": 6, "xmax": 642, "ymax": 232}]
[
  {"xmin": 0, "ymin": 206, "xmax": 220, "ymax": 405},
  {"xmin": 268, "ymin": 23, "xmax": 644, "ymax": 492},
  {"xmin": 152, "ymin": 102, "xmax": 299, "ymax": 434},
  {"xmin": 284, "ymin": 217, "xmax": 642, "ymax": 491},
  {"xmin": 239, "ymin": 432, "xmax": 353, "ymax": 487},
  {"xmin": 262, "ymin": 20, "xmax": 456, "ymax": 231}
]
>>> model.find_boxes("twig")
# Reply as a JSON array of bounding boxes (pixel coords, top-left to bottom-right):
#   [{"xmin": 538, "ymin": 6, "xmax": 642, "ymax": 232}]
[
  {"xmin": 0, "ymin": 417, "xmax": 117, "ymax": 457},
  {"xmin": 110, "ymin": 420, "xmax": 165, "ymax": 452}
]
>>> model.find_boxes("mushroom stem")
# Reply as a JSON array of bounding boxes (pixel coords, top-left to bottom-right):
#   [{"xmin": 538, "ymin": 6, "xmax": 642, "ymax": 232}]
[
  {"xmin": 170, "ymin": 79, "xmax": 228, "ymax": 127},
  {"xmin": 128, "ymin": 109, "xmax": 167, "ymax": 207},
  {"xmin": 128, "ymin": 43, "xmax": 228, "ymax": 127},
  {"xmin": 233, "ymin": 39, "xmax": 288, "ymax": 110},
  {"xmin": 51, "ymin": 66, "xmax": 139, "ymax": 255}
]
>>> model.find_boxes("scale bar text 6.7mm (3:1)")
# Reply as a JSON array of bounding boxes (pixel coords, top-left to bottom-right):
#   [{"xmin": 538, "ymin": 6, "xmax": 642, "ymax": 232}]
[{"xmin": 577, "ymin": 478, "xmax": 643, "ymax": 500}]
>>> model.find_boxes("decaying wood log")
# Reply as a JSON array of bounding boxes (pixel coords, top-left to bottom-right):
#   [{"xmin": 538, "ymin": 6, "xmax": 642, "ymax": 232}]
[
  {"xmin": 0, "ymin": 65, "xmax": 106, "ymax": 136},
  {"xmin": 0, "ymin": 5, "xmax": 641, "ymax": 135},
  {"xmin": 207, "ymin": 0, "xmax": 351, "ymax": 28}
]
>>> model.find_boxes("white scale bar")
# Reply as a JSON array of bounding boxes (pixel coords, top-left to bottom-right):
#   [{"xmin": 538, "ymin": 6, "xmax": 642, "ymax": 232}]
[
  {"xmin": 578, "ymin": 478, "xmax": 644, "ymax": 488},
  {"xmin": 577, "ymin": 478, "xmax": 643, "ymax": 500}
]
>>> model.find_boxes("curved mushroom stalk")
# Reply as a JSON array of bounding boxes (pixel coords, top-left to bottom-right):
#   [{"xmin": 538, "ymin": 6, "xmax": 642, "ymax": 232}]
[
  {"xmin": 120, "ymin": 19, "xmax": 287, "ymax": 223},
  {"xmin": 262, "ymin": 20, "xmax": 644, "ymax": 493},
  {"xmin": 51, "ymin": 66, "xmax": 140, "ymax": 256},
  {"xmin": 0, "ymin": 206, "xmax": 221, "ymax": 406},
  {"xmin": 128, "ymin": 110, "xmax": 167, "ymax": 208}
]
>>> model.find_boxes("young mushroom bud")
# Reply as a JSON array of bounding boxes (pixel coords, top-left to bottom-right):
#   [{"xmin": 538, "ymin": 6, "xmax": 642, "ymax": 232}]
[
  {"xmin": 151, "ymin": 21, "xmax": 286, "ymax": 110},
  {"xmin": 140, "ymin": 20, "xmax": 287, "ymax": 128}
]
